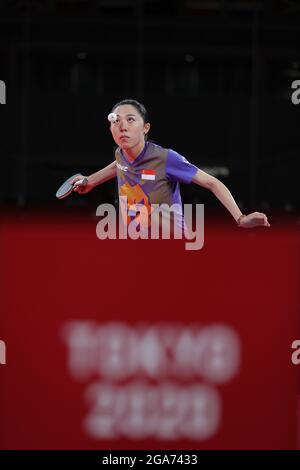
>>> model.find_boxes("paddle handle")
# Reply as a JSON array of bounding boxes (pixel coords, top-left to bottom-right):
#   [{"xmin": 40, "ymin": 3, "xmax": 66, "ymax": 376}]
[{"xmin": 73, "ymin": 177, "xmax": 88, "ymax": 188}]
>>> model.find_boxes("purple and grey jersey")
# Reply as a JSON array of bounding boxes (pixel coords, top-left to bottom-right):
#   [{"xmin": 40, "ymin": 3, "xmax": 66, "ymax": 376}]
[{"xmin": 115, "ymin": 141, "xmax": 198, "ymax": 229}]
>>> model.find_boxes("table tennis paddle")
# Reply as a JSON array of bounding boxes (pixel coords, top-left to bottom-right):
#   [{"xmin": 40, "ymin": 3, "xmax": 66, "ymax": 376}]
[{"xmin": 56, "ymin": 174, "xmax": 88, "ymax": 199}]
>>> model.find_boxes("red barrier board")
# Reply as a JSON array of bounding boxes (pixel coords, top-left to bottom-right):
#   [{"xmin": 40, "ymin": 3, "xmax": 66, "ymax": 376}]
[{"xmin": 0, "ymin": 214, "xmax": 299, "ymax": 449}]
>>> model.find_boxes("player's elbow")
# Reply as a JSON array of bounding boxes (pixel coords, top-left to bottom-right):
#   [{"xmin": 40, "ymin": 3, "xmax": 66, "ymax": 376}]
[
  {"xmin": 206, "ymin": 175, "xmax": 218, "ymax": 191},
  {"xmin": 192, "ymin": 170, "xmax": 219, "ymax": 191}
]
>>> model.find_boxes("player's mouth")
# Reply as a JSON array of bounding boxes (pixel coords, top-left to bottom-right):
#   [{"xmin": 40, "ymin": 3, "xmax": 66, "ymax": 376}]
[{"xmin": 120, "ymin": 135, "xmax": 130, "ymax": 141}]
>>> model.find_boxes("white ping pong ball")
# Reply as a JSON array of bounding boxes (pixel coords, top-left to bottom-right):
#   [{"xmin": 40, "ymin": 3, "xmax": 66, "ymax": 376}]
[{"xmin": 108, "ymin": 113, "xmax": 117, "ymax": 123}]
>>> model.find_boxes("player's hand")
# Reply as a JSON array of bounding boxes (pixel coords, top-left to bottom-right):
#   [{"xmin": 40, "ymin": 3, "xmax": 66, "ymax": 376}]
[
  {"xmin": 71, "ymin": 175, "xmax": 94, "ymax": 194},
  {"xmin": 239, "ymin": 212, "xmax": 270, "ymax": 228}
]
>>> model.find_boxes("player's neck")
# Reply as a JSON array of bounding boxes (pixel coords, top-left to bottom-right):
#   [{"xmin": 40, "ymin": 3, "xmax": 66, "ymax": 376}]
[{"xmin": 123, "ymin": 140, "xmax": 146, "ymax": 162}]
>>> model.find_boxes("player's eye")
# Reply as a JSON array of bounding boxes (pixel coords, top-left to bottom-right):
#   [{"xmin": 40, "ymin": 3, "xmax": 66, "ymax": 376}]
[{"xmin": 128, "ymin": 117, "xmax": 135, "ymax": 122}]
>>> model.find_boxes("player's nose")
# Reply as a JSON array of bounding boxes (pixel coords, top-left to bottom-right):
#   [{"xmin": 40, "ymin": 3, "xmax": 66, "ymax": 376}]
[{"xmin": 119, "ymin": 118, "xmax": 128, "ymax": 131}]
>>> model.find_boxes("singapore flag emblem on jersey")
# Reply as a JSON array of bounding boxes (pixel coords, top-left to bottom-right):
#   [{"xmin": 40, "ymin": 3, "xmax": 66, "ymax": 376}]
[{"xmin": 141, "ymin": 169, "xmax": 156, "ymax": 181}]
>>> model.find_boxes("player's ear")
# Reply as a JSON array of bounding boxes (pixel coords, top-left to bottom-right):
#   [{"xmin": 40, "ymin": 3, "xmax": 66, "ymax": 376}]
[{"xmin": 144, "ymin": 122, "xmax": 151, "ymax": 136}]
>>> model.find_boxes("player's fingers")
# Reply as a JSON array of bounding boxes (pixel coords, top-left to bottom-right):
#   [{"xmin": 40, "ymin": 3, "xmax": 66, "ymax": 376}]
[
  {"xmin": 71, "ymin": 175, "xmax": 83, "ymax": 185},
  {"xmin": 254, "ymin": 214, "xmax": 263, "ymax": 225},
  {"xmin": 73, "ymin": 178, "xmax": 87, "ymax": 189},
  {"xmin": 77, "ymin": 185, "xmax": 86, "ymax": 194},
  {"xmin": 261, "ymin": 215, "xmax": 270, "ymax": 227},
  {"xmin": 259, "ymin": 214, "xmax": 267, "ymax": 225}
]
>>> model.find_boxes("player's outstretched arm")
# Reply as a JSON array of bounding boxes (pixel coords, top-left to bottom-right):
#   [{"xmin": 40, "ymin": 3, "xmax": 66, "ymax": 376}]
[
  {"xmin": 192, "ymin": 169, "xmax": 270, "ymax": 228},
  {"xmin": 72, "ymin": 161, "xmax": 117, "ymax": 194}
]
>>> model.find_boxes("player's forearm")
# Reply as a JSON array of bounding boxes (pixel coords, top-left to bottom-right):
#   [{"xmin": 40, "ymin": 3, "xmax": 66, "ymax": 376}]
[
  {"xmin": 89, "ymin": 161, "xmax": 117, "ymax": 187},
  {"xmin": 209, "ymin": 178, "xmax": 243, "ymax": 222}
]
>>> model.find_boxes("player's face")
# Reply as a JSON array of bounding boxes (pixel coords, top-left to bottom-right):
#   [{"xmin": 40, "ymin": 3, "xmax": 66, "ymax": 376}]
[{"xmin": 110, "ymin": 104, "xmax": 150, "ymax": 151}]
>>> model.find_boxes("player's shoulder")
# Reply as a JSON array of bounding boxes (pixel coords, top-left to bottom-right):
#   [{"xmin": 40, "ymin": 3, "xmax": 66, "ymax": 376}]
[
  {"xmin": 147, "ymin": 143, "xmax": 190, "ymax": 165},
  {"xmin": 148, "ymin": 141, "xmax": 164, "ymax": 151},
  {"xmin": 147, "ymin": 141, "xmax": 169, "ymax": 158},
  {"xmin": 166, "ymin": 147, "xmax": 188, "ymax": 161}
]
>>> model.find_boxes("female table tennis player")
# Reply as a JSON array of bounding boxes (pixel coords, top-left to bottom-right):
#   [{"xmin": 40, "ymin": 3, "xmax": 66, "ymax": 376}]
[{"xmin": 72, "ymin": 99, "xmax": 270, "ymax": 230}]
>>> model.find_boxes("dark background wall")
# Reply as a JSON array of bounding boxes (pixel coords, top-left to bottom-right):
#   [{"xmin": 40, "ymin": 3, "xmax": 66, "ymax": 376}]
[{"xmin": 0, "ymin": 0, "xmax": 299, "ymax": 212}]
